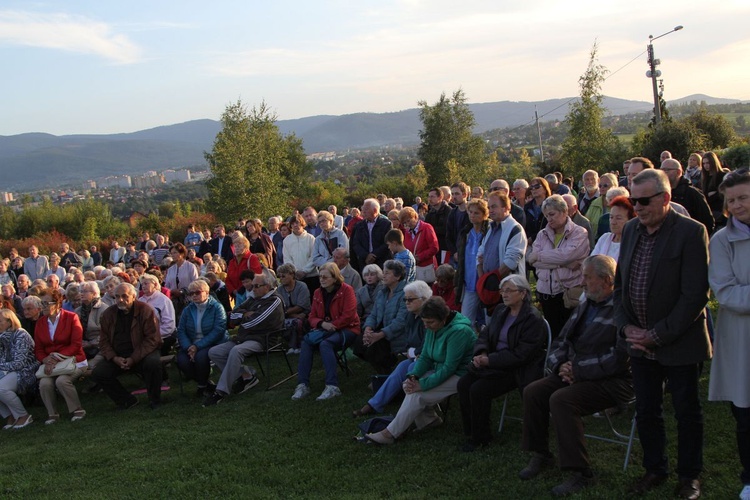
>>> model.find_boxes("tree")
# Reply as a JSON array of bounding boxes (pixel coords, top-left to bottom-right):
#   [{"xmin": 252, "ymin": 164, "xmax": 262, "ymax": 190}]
[
  {"xmin": 418, "ymin": 89, "xmax": 487, "ymax": 187},
  {"xmin": 205, "ymin": 100, "xmax": 306, "ymax": 223},
  {"xmin": 559, "ymin": 42, "xmax": 624, "ymax": 181}
]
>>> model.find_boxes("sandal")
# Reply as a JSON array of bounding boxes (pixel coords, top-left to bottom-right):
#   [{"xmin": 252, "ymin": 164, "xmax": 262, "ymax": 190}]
[
  {"xmin": 3, "ymin": 417, "xmax": 17, "ymax": 430},
  {"xmin": 352, "ymin": 404, "xmax": 375, "ymax": 418},
  {"xmin": 45, "ymin": 414, "xmax": 60, "ymax": 425},
  {"xmin": 71, "ymin": 409, "xmax": 87, "ymax": 422}
]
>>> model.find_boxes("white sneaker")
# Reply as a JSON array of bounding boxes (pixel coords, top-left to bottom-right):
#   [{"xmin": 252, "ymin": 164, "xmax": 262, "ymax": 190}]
[
  {"xmin": 286, "ymin": 348, "xmax": 296, "ymax": 355},
  {"xmin": 740, "ymin": 484, "xmax": 750, "ymax": 500},
  {"xmin": 291, "ymin": 383, "xmax": 310, "ymax": 401},
  {"xmin": 316, "ymin": 385, "xmax": 342, "ymax": 401},
  {"xmin": 294, "ymin": 348, "xmax": 302, "ymax": 354}
]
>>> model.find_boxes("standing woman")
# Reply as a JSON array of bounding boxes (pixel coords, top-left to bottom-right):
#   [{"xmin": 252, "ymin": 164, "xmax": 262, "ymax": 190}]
[
  {"xmin": 454, "ymin": 198, "xmax": 490, "ymax": 329},
  {"xmin": 523, "ymin": 177, "xmax": 551, "ymax": 246},
  {"xmin": 399, "ymin": 207, "xmax": 439, "ymax": 285},
  {"xmin": 527, "ymin": 195, "xmax": 589, "ymax": 338},
  {"xmin": 702, "ymin": 151, "xmax": 730, "ymax": 228},
  {"xmin": 0, "ymin": 310, "xmax": 38, "ymax": 429},
  {"xmin": 707, "ymin": 168, "xmax": 750, "ymax": 499},
  {"xmin": 34, "ymin": 288, "xmax": 87, "ymax": 424},
  {"xmin": 164, "ymin": 243, "xmax": 199, "ymax": 319},
  {"xmin": 245, "ymin": 219, "xmax": 276, "ymax": 270}
]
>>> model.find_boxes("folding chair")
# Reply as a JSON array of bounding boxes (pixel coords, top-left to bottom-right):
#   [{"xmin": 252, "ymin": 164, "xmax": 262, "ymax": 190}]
[
  {"xmin": 498, "ymin": 319, "xmax": 553, "ymax": 433},
  {"xmin": 252, "ymin": 328, "xmax": 297, "ymax": 390},
  {"xmin": 584, "ymin": 399, "xmax": 639, "ymax": 470}
]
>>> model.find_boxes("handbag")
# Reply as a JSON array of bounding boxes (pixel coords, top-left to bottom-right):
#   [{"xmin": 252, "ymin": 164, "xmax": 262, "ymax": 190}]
[
  {"xmin": 412, "ymin": 229, "xmax": 436, "ymax": 283},
  {"xmin": 36, "ymin": 356, "xmax": 76, "ymax": 379},
  {"xmin": 303, "ymin": 329, "xmax": 332, "ymax": 346}
]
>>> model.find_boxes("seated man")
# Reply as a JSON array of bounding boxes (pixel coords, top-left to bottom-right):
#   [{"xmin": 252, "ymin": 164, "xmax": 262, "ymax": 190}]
[
  {"xmin": 92, "ymin": 283, "xmax": 163, "ymax": 410},
  {"xmin": 519, "ymin": 254, "xmax": 633, "ymax": 497},
  {"xmin": 204, "ymin": 268, "xmax": 284, "ymax": 406}
]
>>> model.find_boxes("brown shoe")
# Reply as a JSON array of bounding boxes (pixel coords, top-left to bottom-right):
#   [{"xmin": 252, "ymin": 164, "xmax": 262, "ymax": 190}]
[
  {"xmin": 629, "ymin": 472, "xmax": 667, "ymax": 495},
  {"xmin": 675, "ymin": 478, "xmax": 701, "ymax": 499}
]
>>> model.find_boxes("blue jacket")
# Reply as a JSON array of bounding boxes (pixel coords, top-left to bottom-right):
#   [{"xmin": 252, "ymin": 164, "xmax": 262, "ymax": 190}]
[
  {"xmin": 177, "ymin": 297, "xmax": 229, "ymax": 351},
  {"xmin": 364, "ymin": 279, "xmax": 409, "ymax": 353}
]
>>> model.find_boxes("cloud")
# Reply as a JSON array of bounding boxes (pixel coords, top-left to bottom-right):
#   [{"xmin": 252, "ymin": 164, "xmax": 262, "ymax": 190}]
[{"xmin": 0, "ymin": 10, "xmax": 141, "ymax": 64}]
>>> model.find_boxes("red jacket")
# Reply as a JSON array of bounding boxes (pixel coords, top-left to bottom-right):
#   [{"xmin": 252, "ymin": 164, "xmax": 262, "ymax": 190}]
[
  {"xmin": 226, "ymin": 251, "xmax": 262, "ymax": 295},
  {"xmin": 403, "ymin": 221, "xmax": 439, "ymax": 267},
  {"xmin": 34, "ymin": 309, "xmax": 86, "ymax": 363},
  {"xmin": 309, "ymin": 283, "xmax": 361, "ymax": 334},
  {"xmin": 431, "ymin": 282, "xmax": 460, "ymax": 312}
]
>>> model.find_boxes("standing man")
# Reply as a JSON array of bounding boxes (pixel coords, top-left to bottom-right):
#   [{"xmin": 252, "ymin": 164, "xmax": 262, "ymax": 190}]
[
  {"xmin": 209, "ymin": 224, "xmax": 234, "ymax": 263},
  {"xmin": 24, "ymin": 245, "xmax": 49, "ymax": 282},
  {"xmin": 490, "ymin": 179, "xmax": 526, "ymax": 227},
  {"xmin": 660, "ymin": 159, "xmax": 714, "ymax": 235},
  {"xmin": 328, "ymin": 205, "xmax": 344, "ymax": 231},
  {"xmin": 90, "ymin": 245, "xmax": 103, "ymax": 267},
  {"xmin": 109, "ymin": 241, "xmax": 125, "ymax": 264},
  {"xmin": 303, "ymin": 207, "xmax": 321, "ymax": 237},
  {"xmin": 425, "ymin": 188, "xmax": 452, "ymax": 264},
  {"xmin": 351, "ymin": 198, "xmax": 392, "ymax": 273},
  {"xmin": 614, "ymin": 169, "xmax": 711, "ymax": 499},
  {"xmin": 578, "ymin": 170, "xmax": 600, "ymax": 216},
  {"xmin": 445, "ymin": 182, "xmax": 471, "ymax": 262},
  {"xmin": 184, "ymin": 224, "xmax": 204, "ymax": 254},
  {"xmin": 92, "ymin": 283, "xmax": 163, "ymax": 410},
  {"xmin": 267, "ymin": 217, "xmax": 284, "ymax": 268},
  {"xmin": 59, "ymin": 243, "xmax": 82, "ymax": 271}
]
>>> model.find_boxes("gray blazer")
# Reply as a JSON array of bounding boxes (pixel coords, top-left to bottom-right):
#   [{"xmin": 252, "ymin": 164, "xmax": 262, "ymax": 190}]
[{"xmin": 614, "ymin": 209, "xmax": 712, "ymax": 366}]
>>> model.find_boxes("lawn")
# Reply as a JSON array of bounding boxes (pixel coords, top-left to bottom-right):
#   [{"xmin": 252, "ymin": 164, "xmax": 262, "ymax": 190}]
[{"xmin": 0, "ymin": 352, "xmax": 738, "ymax": 499}]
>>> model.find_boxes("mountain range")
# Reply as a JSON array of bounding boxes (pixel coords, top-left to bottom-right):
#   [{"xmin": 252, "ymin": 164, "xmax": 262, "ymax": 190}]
[{"xmin": 0, "ymin": 94, "xmax": 740, "ymax": 191}]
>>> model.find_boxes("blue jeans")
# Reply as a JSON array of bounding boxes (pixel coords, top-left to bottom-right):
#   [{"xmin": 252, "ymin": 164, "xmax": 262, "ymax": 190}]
[
  {"xmin": 297, "ymin": 330, "xmax": 356, "ymax": 387},
  {"xmin": 460, "ymin": 289, "xmax": 485, "ymax": 329},
  {"xmin": 368, "ymin": 358, "xmax": 415, "ymax": 412},
  {"xmin": 631, "ymin": 357, "xmax": 703, "ymax": 479},
  {"xmin": 176, "ymin": 347, "xmax": 212, "ymax": 387}
]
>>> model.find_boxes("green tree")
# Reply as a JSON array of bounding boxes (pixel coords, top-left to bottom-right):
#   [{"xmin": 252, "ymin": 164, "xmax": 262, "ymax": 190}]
[
  {"xmin": 206, "ymin": 100, "xmax": 304, "ymax": 223},
  {"xmin": 559, "ymin": 42, "xmax": 624, "ymax": 180},
  {"xmin": 418, "ymin": 89, "xmax": 487, "ymax": 187}
]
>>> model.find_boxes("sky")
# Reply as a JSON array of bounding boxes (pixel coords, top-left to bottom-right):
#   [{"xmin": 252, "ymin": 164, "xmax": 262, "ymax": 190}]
[{"xmin": 1, "ymin": 0, "xmax": 749, "ymax": 136}]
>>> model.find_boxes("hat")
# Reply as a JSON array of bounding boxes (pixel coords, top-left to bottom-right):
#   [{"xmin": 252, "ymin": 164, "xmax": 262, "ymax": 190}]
[{"xmin": 476, "ymin": 269, "xmax": 503, "ymax": 310}]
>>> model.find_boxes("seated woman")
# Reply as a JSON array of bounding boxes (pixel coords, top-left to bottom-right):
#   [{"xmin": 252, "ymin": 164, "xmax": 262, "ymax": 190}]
[
  {"xmin": 75, "ymin": 281, "xmax": 106, "ymax": 365},
  {"xmin": 356, "ymin": 264, "xmax": 383, "ymax": 328},
  {"xmin": 352, "ymin": 260, "xmax": 409, "ymax": 374},
  {"xmin": 353, "ymin": 280, "xmax": 432, "ymax": 417},
  {"xmin": 62, "ymin": 284, "xmax": 81, "ymax": 312},
  {"xmin": 276, "ymin": 263, "xmax": 311, "ymax": 355},
  {"xmin": 34, "ymin": 288, "xmax": 87, "ymax": 424},
  {"xmin": 457, "ymin": 274, "xmax": 547, "ymax": 452},
  {"xmin": 292, "ymin": 263, "xmax": 360, "ymax": 401},
  {"xmin": 0, "ymin": 309, "xmax": 39, "ymax": 429},
  {"xmin": 177, "ymin": 279, "xmax": 229, "ymax": 397},
  {"xmin": 365, "ymin": 297, "xmax": 476, "ymax": 444}
]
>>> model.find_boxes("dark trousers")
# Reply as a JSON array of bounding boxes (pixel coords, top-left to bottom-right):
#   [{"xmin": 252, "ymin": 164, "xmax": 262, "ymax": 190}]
[
  {"xmin": 522, "ymin": 374, "xmax": 629, "ymax": 470},
  {"xmin": 176, "ymin": 347, "xmax": 212, "ymax": 387},
  {"xmin": 731, "ymin": 404, "xmax": 750, "ymax": 485},
  {"xmin": 351, "ymin": 336, "xmax": 396, "ymax": 374},
  {"xmin": 303, "ymin": 277, "xmax": 321, "ymax": 299},
  {"xmin": 457, "ymin": 370, "xmax": 517, "ymax": 445},
  {"xmin": 160, "ymin": 335, "xmax": 177, "ymax": 380},
  {"xmin": 92, "ymin": 351, "xmax": 163, "ymax": 406},
  {"xmin": 630, "ymin": 357, "xmax": 703, "ymax": 479},
  {"xmin": 537, "ymin": 292, "xmax": 571, "ymax": 339}
]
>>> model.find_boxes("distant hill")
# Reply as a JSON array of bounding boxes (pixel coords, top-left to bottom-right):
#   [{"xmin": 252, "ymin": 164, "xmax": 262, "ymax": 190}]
[{"xmin": 0, "ymin": 94, "xmax": 742, "ymax": 191}]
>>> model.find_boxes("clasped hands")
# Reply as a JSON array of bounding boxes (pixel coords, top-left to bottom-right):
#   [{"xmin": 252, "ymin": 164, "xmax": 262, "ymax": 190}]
[
  {"xmin": 362, "ymin": 327, "xmax": 384, "ymax": 347},
  {"xmin": 623, "ymin": 324, "xmax": 656, "ymax": 354},
  {"xmin": 113, "ymin": 356, "xmax": 134, "ymax": 370},
  {"xmin": 402, "ymin": 376, "xmax": 422, "ymax": 394},
  {"xmin": 558, "ymin": 361, "xmax": 575, "ymax": 384}
]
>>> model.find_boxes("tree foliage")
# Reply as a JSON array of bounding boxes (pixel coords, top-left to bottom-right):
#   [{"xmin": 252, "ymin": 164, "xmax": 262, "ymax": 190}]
[
  {"xmin": 418, "ymin": 89, "xmax": 487, "ymax": 187},
  {"xmin": 205, "ymin": 100, "xmax": 306, "ymax": 223},
  {"xmin": 559, "ymin": 42, "xmax": 624, "ymax": 180}
]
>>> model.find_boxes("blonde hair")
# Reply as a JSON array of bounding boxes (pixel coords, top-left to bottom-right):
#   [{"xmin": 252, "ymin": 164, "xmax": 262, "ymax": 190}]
[{"xmin": 0, "ymin": 308, "xmax": 22, "ymax": 330}]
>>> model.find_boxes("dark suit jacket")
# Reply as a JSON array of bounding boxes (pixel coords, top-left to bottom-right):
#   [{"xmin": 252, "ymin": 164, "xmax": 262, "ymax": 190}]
[
  {"xmin": 209, "ymin": 236, "xmax": 234, "ymax": 263},
  {"xmin": 614, "ymin": 209, "xmax": 711, "ymax": 366},
  {"xmin": 351, "ymin": 217, "xmax": 392, "ymax": 271}
]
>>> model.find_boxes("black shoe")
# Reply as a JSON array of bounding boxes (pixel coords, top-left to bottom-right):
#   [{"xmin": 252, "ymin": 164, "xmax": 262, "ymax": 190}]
[
  {"xmin": 551, "ymin": 471, "xmax": 594, "ymax": 497},
  {"xmin": 118, "ymin": 397, "xmax": 139, "ymax": 411},
  {"xmin": 629, "ymin": 472, "xmax": 668, "ymax": 495},
  {"xmin": 519, "ymin": 453, "xmax": 555, "ymax": 480},
  {"xmin": 88, "ymin": 383, "xmax": 104, "ymax": 394},
  {"xmin": 675, "ymin": 478, "xmax": 701, "ymax": 500},
  {"xmin": 202, "ymin": 391, "xmax": 226, "ymax": 407},
  {"xmin": 236, "ymin": 375, "xmax": 260, "ymax": 394}
]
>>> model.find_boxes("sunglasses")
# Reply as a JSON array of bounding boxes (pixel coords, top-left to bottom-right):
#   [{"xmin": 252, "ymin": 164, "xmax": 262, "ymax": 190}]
[
  {"xmin": 628, "ymin": 192, "xmax": 664, "ymax": 206},
  {"xmin": 529, "ymin": 184, "xmax": 542, "ymax": 190},
  {"xmin": 404, "ymin": 297, "xmax": 419, "ymax": 303}
]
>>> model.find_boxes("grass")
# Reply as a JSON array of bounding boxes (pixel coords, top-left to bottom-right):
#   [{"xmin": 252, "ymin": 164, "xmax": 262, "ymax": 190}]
[{"xmin": 0, "ymin": 352, "xmax": 739, "ymax": 499}]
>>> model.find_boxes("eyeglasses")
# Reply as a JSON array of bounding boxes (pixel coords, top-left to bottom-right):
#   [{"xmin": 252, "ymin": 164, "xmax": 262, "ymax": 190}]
[
  {"xmin": 529, "ymin": 184, "xmax": 542, "ymax": 190},
  {"xmin": 41, "ymin": 301, "xmax": 55, "ymax": 307},
  {"xmin": 404, "ymin": 297, "xmax": 420, "ymax": 303},
  {"xmin": 500, "ymin": 288, "xmax": 520, "ymax": 294},
  {"xmin": 188, "ymin": 291, "xmax": 204, "ymax": 296},
  {"xmin": 628, "ymin": 192, "xmax": 664, "ymax": 206},
  {"xmin": 251, "ymin": 284, "xmax": 267, "ymax": 289},
  {"xmin": 598, "ymin": 183, "xmax": 610, "ymax": 188}
]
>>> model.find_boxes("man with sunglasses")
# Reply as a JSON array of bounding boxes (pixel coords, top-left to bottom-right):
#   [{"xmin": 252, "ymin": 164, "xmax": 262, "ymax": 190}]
[{"xmin": 614, "ymin": 169, "xmax": 711, "ymax": 499}]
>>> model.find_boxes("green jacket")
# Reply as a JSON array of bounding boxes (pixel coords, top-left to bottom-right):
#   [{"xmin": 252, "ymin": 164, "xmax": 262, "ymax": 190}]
[
  {"xmin": 586, "ymin": 197, "xmax": 607, "ymax": 240},
  {"xmin": 409, "ymin": 312, "xmax": 476, "ymax": 391}
]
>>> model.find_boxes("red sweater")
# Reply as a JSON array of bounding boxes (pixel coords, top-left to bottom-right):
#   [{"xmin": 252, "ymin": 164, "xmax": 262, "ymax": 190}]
[
  {"xmin": 34, "ymin": 309, "xmax": 86, "ymax": 363},
  {"xmin": 403, "ymin": 221, "xmax": 439, "ymax": 267},
  {"xmin": 226, "ymin": 251, "xmax": 262, "ymax": 295},
  {"xmin": 309, "ymin": 283, "xmax": 361, "ymax": 334}
]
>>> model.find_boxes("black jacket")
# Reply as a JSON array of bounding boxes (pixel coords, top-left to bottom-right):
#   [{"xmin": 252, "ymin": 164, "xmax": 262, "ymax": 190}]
[{"xmin": 671, "ymin": 177, "xmax": 714, "ymax": 235}]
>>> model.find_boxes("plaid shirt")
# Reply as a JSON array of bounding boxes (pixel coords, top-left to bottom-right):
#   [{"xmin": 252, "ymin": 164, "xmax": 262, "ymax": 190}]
[{"xmin": 628, "ymin": 222, "xmax": 665, "ymax": 359}]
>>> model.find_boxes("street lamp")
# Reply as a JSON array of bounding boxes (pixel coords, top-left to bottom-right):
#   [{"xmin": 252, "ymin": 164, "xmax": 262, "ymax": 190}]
[{"xmin": 646, "ymin": 25, "xmax": 683, "ymax": 125}]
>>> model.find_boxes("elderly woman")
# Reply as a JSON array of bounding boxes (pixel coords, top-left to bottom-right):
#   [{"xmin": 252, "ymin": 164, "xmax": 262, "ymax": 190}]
[
  {"xmin": 177, "ymin": 279, "xmax": 229, "ymax": 397},
  {"xmin": 353, "ymin": 280, "xmax": 432, "ymax": 417},
  {"xmin": 75, "ymin": 281, "xmax": 106, "ymax": 366},
  {"xmin": 291, "ymin": 262, "xmax": 360, "ymax": 401},
  {"xmin": 527, "ymin": 195, "xmax": 589, "ymax": 338},
  {"xmin": 276, "ymin": 263, "xmax": 311, "ymax": 355},
  {"xmin": 457, "ymin": 274, "xmax": 547, "ymax": 451},
  {"xmin": 585, "ymin": 173, "xmax": 618, "ymax": 240},
  {"xmin": 138, "ymin": 273, "xmax": 176, "ymax": 353},
  {"xmin": 226, "ymin": 235, "xmax": 262, "ymax": 301},
  {"xmin": 524, "ymin": 177, "xmax": 552, "ymax": 245},
  {"xmin": 79, "ymin": 249, "xmax": 94, "ymax": 272},
  {"xmin": 1, "ymin": 283, "xmax": 22, "ymax": 315},
  {"xmin": 353, "ymin": 260, "xmax": 409, "ymax": 374},
  {"xmin": 399, "ymin": 207, "xmax": 439, "ymax": 284},
  {"xmin": 708, "ymin": 168, "xmax": 750, "ymax": 499},
  {"xmin": 591, "ymin": 195, "xmax": 635, "ymax": 262},
  {"xmin": 46, "ymin": 254, "xmax": 66, "ymax": 283},
  {"xmin": 0, "ymin": 259, "xmax": 17, "ymax": 288},
  {"xmin": 455, "ymin": 198, "xmax": 490, "ymax": 328},
  {"xmin": 164, "ymin": 243, "xmax": 199, "ymax": 317},
  {"xmin": 356, "ymin": 264, "xmax": 384, "ymax": 327},
  {"xmin": 387, "ymin": 209, "xmax": 401, "ymax": 229},
  {"xmin": 0, "ymin": 309, "xmax": 39, "ymax": 429},
  {"xmin": 592, "ymin": 186, "xmax": 630, "ymax": 240},
  {"xmin": 62, "ymin": 284, "xmax": 81, "ymax": 312},
  {"xmin": 100, "ymin": 275, "xmax": 122, "ymax": 307},
  {"xmin": 365, "ymin": 297, "xmax": 476, "ymax": 444},
  {"xmin": 34, "ymin": 287, "xmax": 87, "ymax": 424},
  {"xmin": 245, "ymin": 219, "xmax": 276, "ymax": 269},
  {"xmin": 312, "ymin": 210, "xmax": 349, "ymax": 268}
]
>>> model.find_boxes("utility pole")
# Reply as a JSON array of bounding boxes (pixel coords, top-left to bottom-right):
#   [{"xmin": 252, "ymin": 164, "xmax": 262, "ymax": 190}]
[
  {"xmin": 646, "ymin": 25, "xmax": 683, "ymax": 125},
  {"xmin": 535, "ymin": 107, "xmax": 544, "ymax": 164}
]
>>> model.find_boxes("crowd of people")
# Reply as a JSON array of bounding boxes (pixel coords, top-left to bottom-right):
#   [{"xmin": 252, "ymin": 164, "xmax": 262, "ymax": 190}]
[{"xmin": 0, "ymin": 149, "xmax": 747, "ymax": 499}]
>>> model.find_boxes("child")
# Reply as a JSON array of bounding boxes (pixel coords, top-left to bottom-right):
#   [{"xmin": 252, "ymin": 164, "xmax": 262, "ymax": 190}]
[
  {"xmin": 432, "ymin": 264, "xmax": 459, "ymax": 311},
  {"xmin": 385, "ymin": 229, "xmax": 416, "ymax": 283}
]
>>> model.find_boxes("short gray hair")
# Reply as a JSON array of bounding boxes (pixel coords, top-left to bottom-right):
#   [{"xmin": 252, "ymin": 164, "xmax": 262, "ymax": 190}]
[
  {"xmin": 583, "ymin": 254, "xmax": 617, "ymax": 281},
  {"xmin": 499, "ymin": 274, "xmax": 532, "ymax": 296},
  {"xmin": 513, "ymin": 179, "xmax": 529, "ymax": 189},
  {"xmin": 139, "ymin": 273, "xmax": 160, "ymax": 288},
  {"xmin": 606, "ymin": 187, "xmax": 629, "ymax": 203},
  {"xmin": 362, "ymin": 264, "xmax": 383, "ymax": 280},
  {"xmin": 115, "ymin": 282, "xmax": 137, "ymax": 297},
  {"xmin": 541, "ymin": 194, "xmax": 568, "ymax": 214},
  {"xmin": 79, "ymin": 281, "xmax": 100, "ymax": 298},
  {"xmin": 632, "ymin": 168, "xmax": 671, "ymax": 195},
  {"xmin": 403, "ymin": 280, "xmax": 433, "ymax": 300},
  {"xmin": 277, "ymin": 263, "xmax": 297, "ymax": 276},
  {"xmin": 22, "ymin": 295, "xmax": 43, "ymax": 309},
  {"xmin": 383, "ymin": 259, "xmax": 406, "ymax": 280},
  {"xmin": 260, "ymin": 267, "xmax": 277, "ymax": 288}
]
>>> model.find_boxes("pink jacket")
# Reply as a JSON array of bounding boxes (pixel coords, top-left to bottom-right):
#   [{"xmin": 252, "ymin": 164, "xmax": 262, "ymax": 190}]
[{"xmin": 531, "ymin": 218, "xmax": 589, "ymax": 295}]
